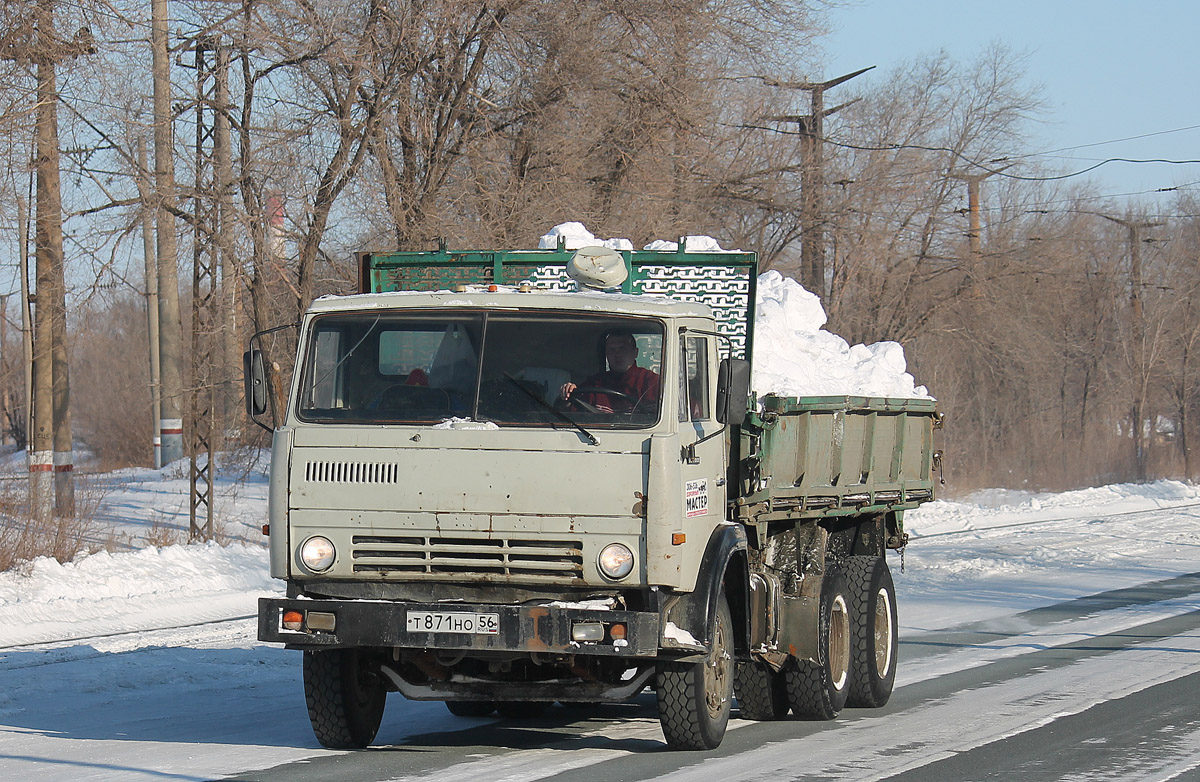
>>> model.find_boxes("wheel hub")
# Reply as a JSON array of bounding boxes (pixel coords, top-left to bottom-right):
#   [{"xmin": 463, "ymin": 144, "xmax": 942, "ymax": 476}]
[
  {"xmin": 874, "ymin": 587, "xmax": 894, "ymax": 676},
  {"xmin": 829, "ymin": 594, "xmax": 850, "ymax": 691},
  {"xmin": 704, "ymin": 615, "xmax": 732, "ymax": 718}
]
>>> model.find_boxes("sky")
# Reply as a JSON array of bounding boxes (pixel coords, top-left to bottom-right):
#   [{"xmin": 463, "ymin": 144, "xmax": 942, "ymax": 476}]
[{"xmin": 818, "ymin": 1, "xmax": 1200, "ymax": 206}]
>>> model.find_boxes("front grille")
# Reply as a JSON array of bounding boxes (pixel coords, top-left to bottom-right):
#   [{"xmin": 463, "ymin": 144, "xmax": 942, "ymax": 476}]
[{"xmin": 351, "ymin": 534, "xmax": 584, "ymax": 581}]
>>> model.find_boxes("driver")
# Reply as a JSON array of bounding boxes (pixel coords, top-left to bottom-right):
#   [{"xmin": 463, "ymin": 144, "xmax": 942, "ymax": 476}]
[{"xmin": 560, "ymin": 330, "xmax": 660, "ymax": 413}]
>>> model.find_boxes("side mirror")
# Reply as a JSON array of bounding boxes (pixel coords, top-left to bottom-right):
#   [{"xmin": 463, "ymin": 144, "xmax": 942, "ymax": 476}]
[
  {"xmin": 243, "ymin": 322, "xmax": 298, "ymax": 432},
  {"xmin": 716, "ymin": 358, "xmax": 751, "ymax": 425},
  {"xmin": 244, "ymin": 348, "xmax": 268, "ymax": 418}
]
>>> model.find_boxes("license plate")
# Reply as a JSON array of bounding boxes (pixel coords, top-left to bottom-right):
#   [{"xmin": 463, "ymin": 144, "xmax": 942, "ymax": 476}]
[{"xmin": 406, "ymin": 611, "xmax": 500, "ymax": 635}]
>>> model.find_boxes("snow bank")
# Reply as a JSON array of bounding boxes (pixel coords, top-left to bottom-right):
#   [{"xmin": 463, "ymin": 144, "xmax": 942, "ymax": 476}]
[
  {"xmin": 907, "ymin": 479, "xmax": 1200, "ymax": 538},
  {"xmin": 0, "ymin": 544, "xmax": 274, "ymax": 606},
  {"xmin": 0, "ymin": 544, "xmax": 277, "ymax": 647},
  {"xmin": 892, "ymin": 478, "xmax": 1200, "ymax": 629}
]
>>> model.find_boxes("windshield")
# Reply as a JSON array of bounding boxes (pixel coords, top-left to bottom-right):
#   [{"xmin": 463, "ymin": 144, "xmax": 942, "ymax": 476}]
[{"xmin": 296, "ymin": 311, "xmax": 664, "ymax": 429}]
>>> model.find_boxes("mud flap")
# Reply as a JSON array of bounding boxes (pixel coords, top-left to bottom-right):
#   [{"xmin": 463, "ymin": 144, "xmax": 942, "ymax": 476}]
[{"xmin": 659, "ymin": 524, "xmax": 748, "ymax": 658}]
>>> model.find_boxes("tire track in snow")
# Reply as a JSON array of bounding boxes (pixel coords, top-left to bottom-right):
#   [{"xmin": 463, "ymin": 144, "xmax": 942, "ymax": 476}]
[
  {"xmin": 909, "ymin": 570, "xmax": 1200, "ymax": 643},
  {"xmin": 885, "ymin": 671, "xmax": 1200, "ymax": 782}
]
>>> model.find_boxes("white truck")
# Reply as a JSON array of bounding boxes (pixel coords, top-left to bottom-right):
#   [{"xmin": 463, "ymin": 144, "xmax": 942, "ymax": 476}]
[{"xmin": 247, "ymin": 242, "xmax": 939, "ymax": 750}]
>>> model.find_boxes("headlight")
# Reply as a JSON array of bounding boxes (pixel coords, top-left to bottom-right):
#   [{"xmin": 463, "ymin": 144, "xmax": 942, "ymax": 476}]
[
  {"xmin": 598, "ymin": 543, "xmax": 634, "ymax": 580},
  {"xmin": 300, "ymin": 536, "xmax": 336, "ymax": 572}
]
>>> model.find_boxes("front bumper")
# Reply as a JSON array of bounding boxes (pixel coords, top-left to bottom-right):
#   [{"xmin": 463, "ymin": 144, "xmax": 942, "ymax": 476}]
[{"xmin": 259, "ymin": 597, "xmax": 662, "ymax": 657}]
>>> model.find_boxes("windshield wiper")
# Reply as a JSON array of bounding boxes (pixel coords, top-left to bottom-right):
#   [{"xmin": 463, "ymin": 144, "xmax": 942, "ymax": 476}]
[{"xmin": 502, "ymin": 372, "xmax": 599, "ymax": 446}]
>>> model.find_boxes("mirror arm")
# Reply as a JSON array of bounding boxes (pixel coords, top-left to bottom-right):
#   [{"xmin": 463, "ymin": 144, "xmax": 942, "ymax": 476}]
[{"xmin": 683, "ymin": 425, "xmax": 726, "ymax": 465}]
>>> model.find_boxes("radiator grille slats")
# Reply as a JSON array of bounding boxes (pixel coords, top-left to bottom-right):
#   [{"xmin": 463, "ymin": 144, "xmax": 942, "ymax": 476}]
[
  {"xmin": 351, "ymin": 534, "xmax": 583, "ymax": 580},
  {"xmin": 305, "ymin": 461, "xmax": 399, "ymax": 484}
]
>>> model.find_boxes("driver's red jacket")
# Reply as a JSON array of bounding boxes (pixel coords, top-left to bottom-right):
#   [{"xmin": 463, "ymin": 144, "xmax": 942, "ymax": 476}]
[{"xmin": 578, "ymin": 366, "xmax": 660, "ymax": 412}]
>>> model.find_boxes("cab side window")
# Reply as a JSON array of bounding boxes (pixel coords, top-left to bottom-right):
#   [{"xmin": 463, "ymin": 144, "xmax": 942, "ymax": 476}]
[
  {"xmin": 306, "ymin": 328, "xmax": 345, "ymax": 409},
  {"xmin": 678, "ymin": 335, "xmax": 710, "ymax": 422}
]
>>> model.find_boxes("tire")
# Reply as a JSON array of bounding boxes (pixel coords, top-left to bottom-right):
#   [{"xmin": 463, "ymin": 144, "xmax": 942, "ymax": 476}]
[
  {"xmin": 657, "ymin": 592, "xmax": 734, "ymax": 750},
  {"xmin": 734, "ymin": 660, "xmax": 789, "ymax": 720},
  {"xmin": 445, "ymin": 701, "xmax": 495, "ymax": 717},
  {"xmin": 496, "ymin": 701, "xmax": 549, "ymax": 718},
  {"xmin": 784, "ymin": 570, "xmax": 851, "ymax": 720},
  {"xmin": 303, "ymin": 649, "xmax": 387, "ymax": 749},
  {"xmin": 846, "ymin": 555, "xmax": 899, "ymax": 708}
]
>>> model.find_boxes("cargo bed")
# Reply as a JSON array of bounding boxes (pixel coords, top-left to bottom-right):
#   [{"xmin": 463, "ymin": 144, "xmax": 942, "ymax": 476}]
[{"xmin": 736, "ymin": 395, "xmax": 940, "ymax": 523}]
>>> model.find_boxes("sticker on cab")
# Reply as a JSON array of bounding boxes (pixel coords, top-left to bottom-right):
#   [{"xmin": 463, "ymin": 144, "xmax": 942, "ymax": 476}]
[{"xmin": 685, "ymin": 479, "xmax": 709, "ymax": 518}]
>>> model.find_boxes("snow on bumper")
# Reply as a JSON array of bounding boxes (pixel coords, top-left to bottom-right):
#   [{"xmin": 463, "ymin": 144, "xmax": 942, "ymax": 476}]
[{"xmin": 258, "ymin": 597, "xmax": 661, "ymax": 657}]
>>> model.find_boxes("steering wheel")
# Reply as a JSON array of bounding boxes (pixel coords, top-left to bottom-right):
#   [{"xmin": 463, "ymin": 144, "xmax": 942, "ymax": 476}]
[
  {"xmin": 568, "ymin": 386, "xmax": 643, "ymax": 414},
  {"xmin": 370, "ymin": 383, "xmax": 411, "ymax": 408},
  {"xmin": 372, "ymin": 383, "xmax": 447, "ymax": 411}
]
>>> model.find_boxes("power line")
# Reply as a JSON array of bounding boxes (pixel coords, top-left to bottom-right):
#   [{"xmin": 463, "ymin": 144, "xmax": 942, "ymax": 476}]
[
  {"xmin": 741, "ymin": 130, "xmax": 1200, "ymax": 219},
  {"xmin": 745, "ymin": 121, "xmax": 1200, "ymax": 182},
  {"xmin": 834, "ymin": 139, "xmax": 1200, "ymax": 182},
  {"xmin": 1011, "ymin": 123, "xmax": 1200, "ymax": 159},
  {"xmin": 929, "ymin": 181, "xmax": 1200, "ymax": 219}
]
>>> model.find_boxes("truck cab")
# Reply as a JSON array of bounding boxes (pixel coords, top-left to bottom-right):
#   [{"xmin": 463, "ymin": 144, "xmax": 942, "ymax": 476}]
[{"xmin": 267, "ymin": 289, "xmax": 736, "ymax": 599}]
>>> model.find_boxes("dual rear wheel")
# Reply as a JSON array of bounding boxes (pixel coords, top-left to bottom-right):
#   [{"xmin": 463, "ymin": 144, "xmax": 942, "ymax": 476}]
[
  {"xmin": 733, "ymin": 556, "xmax": 898, "ymax": 722},
  {"xmin": 846, "ymin": 555, "xmax": 898, "ymax": 708},
  {"xmin": 784, "ymin": 569, "xmax": 853, "ymax": 720}
]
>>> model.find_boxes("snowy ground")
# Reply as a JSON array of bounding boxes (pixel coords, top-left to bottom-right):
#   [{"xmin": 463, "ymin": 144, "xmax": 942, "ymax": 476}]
[{"xmin": 1, "ymin": 465, "xmax": 1198, "ymax": 781}]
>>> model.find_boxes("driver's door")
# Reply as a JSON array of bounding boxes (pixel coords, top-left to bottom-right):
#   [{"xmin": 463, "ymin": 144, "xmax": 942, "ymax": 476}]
[{"xmin": 677, "ymin": 328, "xmax": 727, "ymax": 545}]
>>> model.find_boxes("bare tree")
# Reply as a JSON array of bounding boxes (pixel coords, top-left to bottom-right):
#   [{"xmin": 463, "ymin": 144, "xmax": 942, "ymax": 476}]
[{"xmin": 7, "ymin": 0, "xmax": 1200, "ymax": 499}]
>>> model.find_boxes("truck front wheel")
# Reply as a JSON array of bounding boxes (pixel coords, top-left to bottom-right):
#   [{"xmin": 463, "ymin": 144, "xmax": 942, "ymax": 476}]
[
  {"xmin": 846, "ymin": 555, "xmax": 898, "ymax": 707},
  {"xmin": 657, "ymin": 592, "xmax": 734, "ymax": 750},
  {"xmin": 785, "ymin": 570, "xmax": 851, "ymax": 720},
  {"xmin": 303, "ymin": 649, "xmax": 387, "ymax": 748}
]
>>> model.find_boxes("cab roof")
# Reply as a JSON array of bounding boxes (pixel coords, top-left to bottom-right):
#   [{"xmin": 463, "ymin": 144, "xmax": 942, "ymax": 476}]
[{"xmin": 307, "ymin": 288, "xmax": 715, "ymax": 320}]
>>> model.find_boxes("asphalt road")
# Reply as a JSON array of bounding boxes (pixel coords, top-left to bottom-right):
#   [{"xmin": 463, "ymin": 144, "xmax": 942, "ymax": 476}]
[{"xmin": 223, "ymin": 573, "xmax": 1200, "ymax": 782}]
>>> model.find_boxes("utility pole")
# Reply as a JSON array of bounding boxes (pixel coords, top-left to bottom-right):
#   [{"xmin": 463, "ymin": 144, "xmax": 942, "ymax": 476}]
[
  {"xmin": 951, "ymin": 166, "xmax": 1011, "ymax": 295},
  {"xmin": 1, "ymin": 4, "xmax": 88, "ymax": 517},
  {"xmin": 17, "ymin": 2, "xmax": 91, "ymax": 519},
  {"xmin": 17, "ymin": 194, "xmax": 33, "ymax": 451},
  {"xmin": 31, "ymin": 76, "xmax": 54, "ymax": 519},
  {"xmin": 3, "ymin": 20, "xmax": 50, "ymax": 521},
  {"xmin": 1095, "ymin": 213, "xmax": 1164, "ymax": 482},
  {"xmin": 763, "ymin": 67, "xmax": 873, "ymax": 299},
  {"xmin": 152, "ymin": 0, "xmax": 186, "ymax": 468},
  {"xmin": 137, "ymin": 138, "xmax": 162, "ymax": 468}
]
